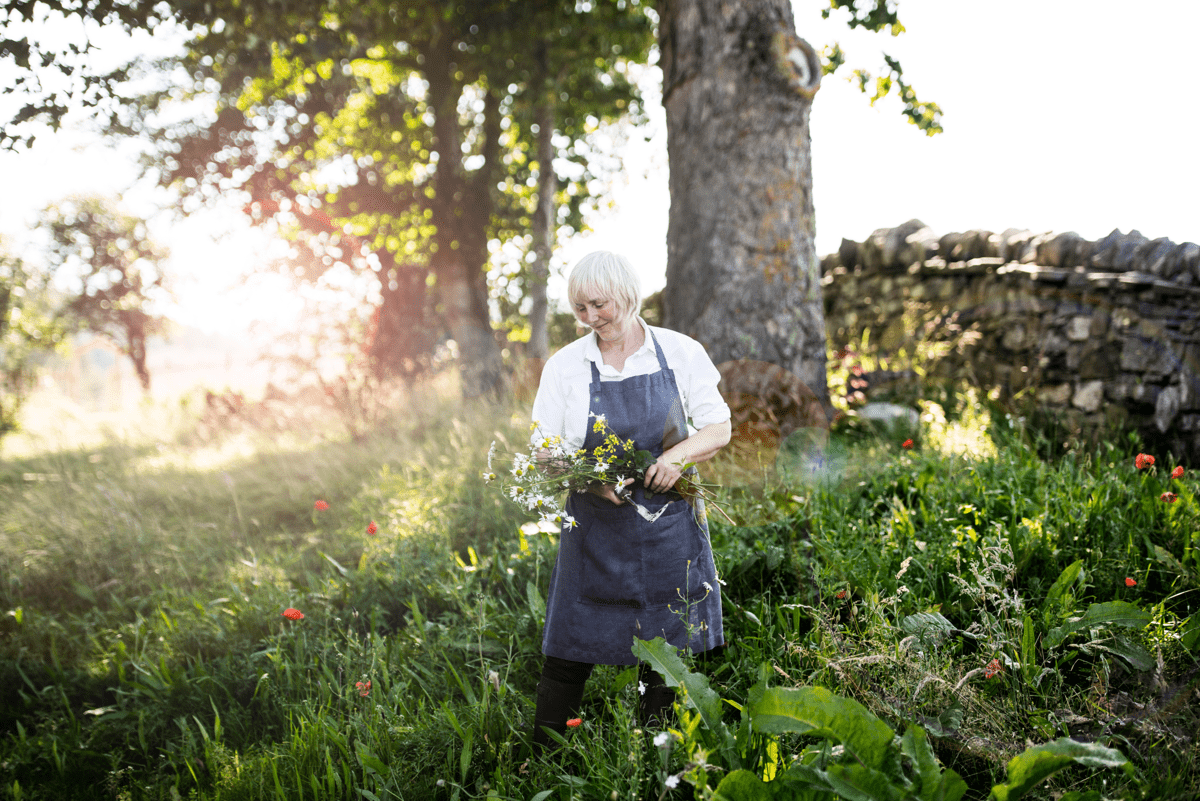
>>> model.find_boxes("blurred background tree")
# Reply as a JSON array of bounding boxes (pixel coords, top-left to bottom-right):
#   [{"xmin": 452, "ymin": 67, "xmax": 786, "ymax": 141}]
[
  {"xmin": 0, "ymin": 238, "xmax": 64, "ymax": 441},
  {"xmin": 2, "ymin": 1, "xmax": 937, "ymax": 405},
  {"xmin": 105, "ymin": 0, "xmax": 654, "ymax": 397},
  {"xmin": 40, "ymin": 196, "xmax": 171, "ymax": 393}
]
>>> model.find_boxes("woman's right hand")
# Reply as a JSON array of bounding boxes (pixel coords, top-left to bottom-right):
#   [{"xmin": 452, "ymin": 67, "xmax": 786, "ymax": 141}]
[{"xmin": 591, "ymin": 478, "xmax": 634, "ymax": 505}]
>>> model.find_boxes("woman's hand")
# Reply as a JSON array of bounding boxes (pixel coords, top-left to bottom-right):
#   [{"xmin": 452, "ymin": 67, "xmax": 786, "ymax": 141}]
[
  {"xmin": 644, "ymin": 456, "xmax": 684, "ymax": 494},
  {"xmin": 591, "ymin": 478, "xmax": 634, "ymax": 505}
]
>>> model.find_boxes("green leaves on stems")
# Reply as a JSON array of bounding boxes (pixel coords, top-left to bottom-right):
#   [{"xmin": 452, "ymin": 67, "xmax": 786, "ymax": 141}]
[{"xmin": 989, "ymin": 738, "xmax": 1130, "ymax": 801}]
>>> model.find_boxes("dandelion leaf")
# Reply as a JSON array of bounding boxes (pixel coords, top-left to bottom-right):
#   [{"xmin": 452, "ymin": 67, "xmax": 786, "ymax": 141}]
[
  {"xmin": 1046, "ymin": 601, "xmax": 1152, "ymax": 649},
  {"xmin": 1042, "ymin": 559, "xmax": 1082, "ymax": 613},
  {"xmin": 747, "ymin": 686, "xmax": 895, "ymax": 771},
  {"xmin": 713, "ymin": 768, "xmax": 831, "ymax": 800},
  {"xmin": 1182, "ymin": 613, "xmax": 1200, "ymax": 652},
  {"xmin": 989, "ymin": 738, "xmax": 1128, "ymax": 801},
  {"xmin": 632, "ymin": 636, "xmax": 731, "ymax": 747},
  {"xmin": 901, "ymin": 725, "xmax": 967, "ymax": 801}
]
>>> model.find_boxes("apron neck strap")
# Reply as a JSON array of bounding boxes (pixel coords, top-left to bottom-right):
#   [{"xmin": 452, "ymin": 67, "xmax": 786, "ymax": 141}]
[{"xmin": 589, "ymin": 324, "xmax": 666, "ymax": 384}]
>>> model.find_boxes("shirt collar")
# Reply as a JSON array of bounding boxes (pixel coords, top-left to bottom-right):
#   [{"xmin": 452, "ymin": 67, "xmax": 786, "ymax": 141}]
[{"xmin": 582, "ymin": 316, "xmax": 652, "ymax": 365}]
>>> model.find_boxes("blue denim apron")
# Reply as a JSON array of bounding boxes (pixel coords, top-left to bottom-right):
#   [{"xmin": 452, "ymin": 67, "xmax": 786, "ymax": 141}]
[{"xmin": 541, "ymin": 330, "xmax": 724, "ymax": 665}]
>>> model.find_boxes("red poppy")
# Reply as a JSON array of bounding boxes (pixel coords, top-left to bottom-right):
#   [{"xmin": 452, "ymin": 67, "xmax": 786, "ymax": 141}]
[
  {"xmin": 355, "ymin": 680, "xmax": 371, "ymax": 697},
  {"xmin": 983, "ymin": 658, "xmax": 1002, "ymax": 679},
  {"xmin": 836, "ymin": 590, "xmax": 847, "ymax": 600},
  {"xmin": 314, "ymin": 500, "xmax": 330, "ymax": 510},
  {"xmin": 565, "ymin": 718, "xmax": 582, "ymax": 728},
  {"xmin": 282, "ymin": 608, "xmax": 305, "ymax": 620},
  {"xmin": 1125, "ymin": 577, "xmax": 1137, "ymax": 587},
  {"xmin": 367, "ymin": 521, "xmax": 378, "ymax": 535},
  {"xmin": 1171, "ymin": 466, "xmax": 1185, "ymax": 479},
  {"xmin": 1161, "ymin": 492, "xmax": 1178, "ymax": 504},
  {"xmin": 902, "ymin": 439, "xmax": 914, "ymax": 450},
  {"xmin": 1134, "ymin": 453, "xmax": 1155, "ymax": 470}
]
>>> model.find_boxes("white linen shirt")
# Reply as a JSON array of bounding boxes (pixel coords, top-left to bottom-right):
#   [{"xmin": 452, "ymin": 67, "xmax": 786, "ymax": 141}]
[{"xmin": 530, "ymin": 317, "xmax": 731, "ymax": 451}]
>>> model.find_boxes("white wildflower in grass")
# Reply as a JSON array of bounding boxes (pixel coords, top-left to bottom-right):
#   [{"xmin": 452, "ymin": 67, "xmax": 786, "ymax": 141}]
[
  {"xmin": 639, "ymin": 681, "xmax": 647, "ymax": 696},
  {"xmin": 896, "ymin": 555, "xmax": 914, "ymax": 580},
  {"xmin": 653, "ymin": 732, "xmax": 670, "ymax": 747},
  {"xmin": 665, "ymin": 775, "xmax": 680, "ymax": 789}
]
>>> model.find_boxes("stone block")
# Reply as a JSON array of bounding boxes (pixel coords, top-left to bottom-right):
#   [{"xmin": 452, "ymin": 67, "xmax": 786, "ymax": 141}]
[
  {"xmin": 1072, "ymin": 380, "xmax": 1105, "ymax": 412},
  {"xmin": 1042, "ymin": 383, "xmax": 1072, "ymax": 405},
  {"xmin": 1155, "ymin": 385, "xmax": 1181, "ymax": 432},
  {"xmin": 1077, "ymin": 348, "xmax": 1116, "ymax": 380},
  {"xmin": 1002, "ymin": 324, "xmax": 1027, "ymax": 351},
  {"xmin": 1066, "ymin": 315, "xmax": 1092, "ymax": 341},
  {"xmin": 1120, "ymin": 336, "xmax": 1181, "ymax": 375}
]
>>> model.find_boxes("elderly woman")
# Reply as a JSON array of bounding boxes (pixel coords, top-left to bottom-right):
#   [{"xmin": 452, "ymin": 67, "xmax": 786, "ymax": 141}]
[{"xmin": 529, "ymin": 251, "xmax": 732, "ymax": 751}]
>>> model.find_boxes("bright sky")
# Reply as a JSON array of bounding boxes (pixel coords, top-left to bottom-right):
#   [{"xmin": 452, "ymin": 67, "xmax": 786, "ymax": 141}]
[{"xmin": 2, "ymin": 0, "xmax": 1198, "ymax": 338}]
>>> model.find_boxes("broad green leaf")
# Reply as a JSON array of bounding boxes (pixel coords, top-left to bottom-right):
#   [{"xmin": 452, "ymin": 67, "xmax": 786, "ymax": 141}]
[
  {"xmin": 1046, "ymin": 601, "xmax": 1152, "ymax": 648},
  {"xmin": 713, "ymin": 769, "xmax": 831, "ymax": 801},
  {"xmin": 1181, "ymin": 613, "xmax": 1200, "ymax": 651},
  {"xmin": 747, "ymin": 686, "xmax": 895, "ymax": 770},
  {"xmin": 901, "ymin": 725, "xmax": 968, "ymax": 801},
  {"xmin": 901, "ymin": 726, "xmax": 938, "ymax": 800},
  {"xmin": 1042, "ymin": 560, "xmax": 1082, "ymax": 612},
  {"xmin": 526, "ymin": 581, "xmax": 545, "ymax": 621},
  {"xmin": 902, "ymin": 612, "xmax": 955, "ymax": 647},
  {"xmin": 989, "ymin": 738, "xmax": 1128, "ymax": 801},
  {"xmin": 1091, "ymin": 637, "xmax": 1154, "ymax": 672},
  {"xmin": 356, "ymin": 749, "xmax": 389, "ymax": 778},
  {"xmin": 632, "ymin": 637, "xmax": 736, "ymax": 755},
  {"xmin": 825, "ymin": 763, "xmax": 904, "ymax": 801}
]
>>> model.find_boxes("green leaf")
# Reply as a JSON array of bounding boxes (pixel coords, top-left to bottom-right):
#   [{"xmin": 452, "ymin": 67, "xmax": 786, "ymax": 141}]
[
  {"xmin": 1042, "ymin": 559, "xmax": 1083, "ymax": 612},
  {"xmin": 824, "ymin": 762, "xmax": 905, "ymax": 801},
  {"xmin": 632, "ymin": 637, "xmax": 736, "ymax": 756},
  {"xmin": 1091, "ymin": 637, "xmax": 1155, "ymax": 672},
  {"xmin": 747, "ymin": 686, "xmax": 895, "ymax": 771},
  {"xmin": 1046, "ymin": 601, "xmax": 1152, "ymax": 649},
  {"xmin": 526, "ymin": 581, "xmax": 545, "ymax": 621},
  {"xmin": 712, "ymin": 768, "xmax": 826, "ymax": 800},
  {"xmin": 901, "ymin": 725, "xmax": 967, "ymax": 801},
  {"xmin": 320, "ymin": 551, "xmax": 348, "ymax": 577},
  {"xmin": 1181, "ymin": 613, "xmax": 1200, "ymax": 651},
  {"xmin": 1020, "ymin": 615, "xmax": 1037, "ymax": 683},
  {"xmin": 902, "ymin": 612, "xmax": 955, "ymax": 647},
  {"xmin": 989, "ymin": 738, "xmax": 1128, "ymax": 801}
]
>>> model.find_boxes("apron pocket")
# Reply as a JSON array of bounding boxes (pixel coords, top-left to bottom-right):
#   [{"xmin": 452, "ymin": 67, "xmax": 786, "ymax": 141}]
[
  {"xmin": 643, "ymin": 501, "xmax": 714, "ymax": 608},
  {"xmin": 579, "ymin": 512, "xmax": 645, "ymax": 610}
]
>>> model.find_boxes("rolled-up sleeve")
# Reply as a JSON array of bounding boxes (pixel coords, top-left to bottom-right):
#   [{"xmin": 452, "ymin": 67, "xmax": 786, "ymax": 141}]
[
  {"xmin": 682, "ymin": 340, "xmax": 730, "ymax": 429},
  {"xmin": 530, "ymin": 358, "xmax": 568, "ymax": 448}
]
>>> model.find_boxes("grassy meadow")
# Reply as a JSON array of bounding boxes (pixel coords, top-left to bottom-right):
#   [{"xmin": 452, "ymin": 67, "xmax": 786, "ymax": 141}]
[{"xmin": 1, "ymin": 378, "xmax": 1198, "ymax": 801}]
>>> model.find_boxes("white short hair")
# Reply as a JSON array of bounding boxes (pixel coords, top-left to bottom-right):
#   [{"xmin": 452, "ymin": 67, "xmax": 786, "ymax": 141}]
[{"xmin": 567, "ymin": 251, "xmax": 641, "ymax": 325}]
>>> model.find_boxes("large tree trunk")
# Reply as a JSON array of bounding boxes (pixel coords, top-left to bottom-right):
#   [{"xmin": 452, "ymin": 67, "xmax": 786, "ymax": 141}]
[
  {"xmin": 658, "ymin": 0, "xmax": 831, "ymax": 420},
  {"xmin": 426, "ymin": 25, "xmax": 506, "ymax": 399}
]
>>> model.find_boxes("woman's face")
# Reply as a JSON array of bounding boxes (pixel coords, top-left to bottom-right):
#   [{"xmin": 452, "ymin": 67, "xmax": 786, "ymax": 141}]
[{"xmin": 573, "ymin": 295, "xmax": 627, "ymax": 341}]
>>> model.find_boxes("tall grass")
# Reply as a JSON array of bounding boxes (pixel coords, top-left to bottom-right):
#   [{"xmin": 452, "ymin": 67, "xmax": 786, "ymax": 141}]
[{"xmin": 1, "ymin": 382, "xmax": 1197, "ymax": 800}]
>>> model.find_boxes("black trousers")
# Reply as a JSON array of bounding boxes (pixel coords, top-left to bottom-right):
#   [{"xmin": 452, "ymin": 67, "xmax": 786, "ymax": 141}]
[{"xmin": 532, "ymin": 647, "xmax": 723, "ymax": 751}]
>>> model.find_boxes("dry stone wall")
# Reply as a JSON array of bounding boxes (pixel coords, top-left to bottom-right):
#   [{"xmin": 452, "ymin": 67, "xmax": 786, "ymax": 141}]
[{"xmin": 822, "ymin": 220, "xmax": 1200, "ymax": 462}]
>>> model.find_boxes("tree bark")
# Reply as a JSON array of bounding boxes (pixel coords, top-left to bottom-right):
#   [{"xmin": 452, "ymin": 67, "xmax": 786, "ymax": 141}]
[
  {"xmin": 425, "ymin": 24, "xmax": 506, "ymax": 398},
  {"xmin": 658, "ymin": 0, "xmax": 831, "ymax": 420}
]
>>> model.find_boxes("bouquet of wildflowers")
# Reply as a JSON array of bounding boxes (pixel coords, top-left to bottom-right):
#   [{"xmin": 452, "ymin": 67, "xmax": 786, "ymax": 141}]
[{"xmin": 485, "ymin": 414, "xmax": 723, "ymax": 525}]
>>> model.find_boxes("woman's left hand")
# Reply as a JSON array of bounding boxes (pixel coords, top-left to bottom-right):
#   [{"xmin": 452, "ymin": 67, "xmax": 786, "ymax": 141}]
[{"xmin": 644, "ymin": 456, "xmax": 683, "ymax": 494}]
